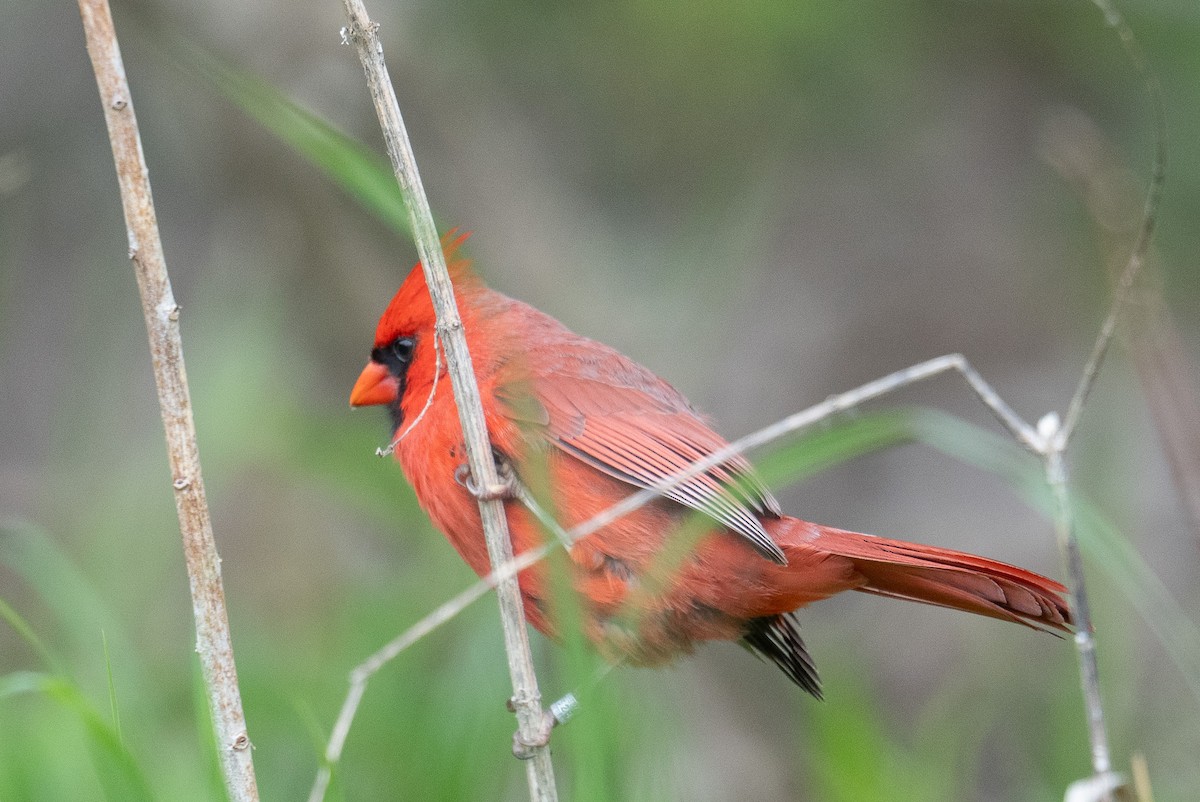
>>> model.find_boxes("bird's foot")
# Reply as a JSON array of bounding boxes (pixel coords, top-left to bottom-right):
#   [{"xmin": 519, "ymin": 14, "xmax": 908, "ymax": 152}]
[
  {"xmin": 510, "ymin": 710, "xmax": 556, "ymax": 760},
  {"xmin": 454, "ymin": 452, "xmax": 516, "ymax": 501}
]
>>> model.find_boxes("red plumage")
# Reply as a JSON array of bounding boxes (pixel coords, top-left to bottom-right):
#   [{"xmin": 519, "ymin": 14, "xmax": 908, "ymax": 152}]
[{"xmin": 351, "ymin": 232, "xmax": 1070, "ymax": 696}]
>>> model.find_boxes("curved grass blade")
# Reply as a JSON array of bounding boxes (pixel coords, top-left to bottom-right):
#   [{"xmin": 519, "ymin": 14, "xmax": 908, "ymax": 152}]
[
  {"xmin": 1, "ymin": 671, "xmax": 153, "ymax": 802},
  {"xmin": 176, "ymin": 40, "xmax": 410, "ymax": 239}
]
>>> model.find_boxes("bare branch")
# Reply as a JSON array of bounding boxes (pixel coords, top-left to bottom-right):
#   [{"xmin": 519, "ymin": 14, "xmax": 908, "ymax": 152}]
[
  {"xmin": 1059, "ymin": 0, "xmax": 1168, "ymax": 446},
  {"xmin": 565, "ymin": 353, "xmax": 1044, "ymax": 542},
  {"xmin": 1050, "ymin": 5, "xmax": 1168, "ymax": 795},
  {"xmin": 1042, "ymin": 427, "xmax": 1113, "ymax": 779},
  {"xmin": 76, "ymin": 2, "xmax": 258, "ymax": 799},
  {"xmin": 335, "ymin": 2, "xmax": 558, "ymax": 799},
  {"xmin": 308, "ymin": 571, "xmax": 496, "ymax": 802}
]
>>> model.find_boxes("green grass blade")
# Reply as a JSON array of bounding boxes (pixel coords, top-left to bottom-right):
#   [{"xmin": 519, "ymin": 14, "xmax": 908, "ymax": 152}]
[
  {"xmin": 176, "ymin": 40, "xmax": 411, "ymax": 239},
  {"xmin": 805, "ymin": 672, "xmax": 971, "ymax": 801},
  {"xmin": 0, "ymin": 596, "xmax": 60, "ymax": 674},
  {"xmin": 102, "ymin": 629, "xmax": 123, "ymax": 745},
  {"xmin": 1, "ymin": 671, "xmax": 153, "ymax": 801},
  {"xmin": 0, "ymin": 522, "xmax": 134, "ymax": 668}
]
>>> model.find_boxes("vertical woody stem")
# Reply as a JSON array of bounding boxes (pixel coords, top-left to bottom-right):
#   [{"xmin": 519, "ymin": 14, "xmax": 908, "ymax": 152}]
[
  {"xmin": 1045, "ymin": 438, "xmax": 1112, "ymax": 780},
  {"xmin": 337, "ymin": 2, "xmax": 559, "ymax": 799},
  {"xmin": 76, "ymin": 1, "xmax": 259, "ymax": 800}
]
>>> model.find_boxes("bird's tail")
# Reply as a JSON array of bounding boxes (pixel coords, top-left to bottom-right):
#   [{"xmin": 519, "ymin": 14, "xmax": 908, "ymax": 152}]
[{"xmin": 811, "ymin": 526, "xmax": 1072, "ymax": 633}]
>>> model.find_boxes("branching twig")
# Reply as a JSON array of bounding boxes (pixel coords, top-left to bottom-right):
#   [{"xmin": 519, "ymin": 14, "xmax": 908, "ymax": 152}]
[
  {"xmin": 309, "ymin": 543, "xmax": 546, "ymax": 802},
  {"xmin": 335, "ymin": 2, "xmax": 558, "ymax": 800},
  {"xmin": 76, "ymin": 2, "xmax": 258, "ymax": 800},
  {"xmin": 1044, "ymin": 4, "xmax": 1167, "ymax": 796}
]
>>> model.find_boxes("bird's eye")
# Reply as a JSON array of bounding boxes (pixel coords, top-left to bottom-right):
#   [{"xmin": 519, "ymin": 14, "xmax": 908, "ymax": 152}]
[
  {"xmin": 389, "ymin": 337, "xmax": 415, "ymax": 363},
  {"xmin": 373, "ymin": 336, "xmax": 415, "ymax": 374}
]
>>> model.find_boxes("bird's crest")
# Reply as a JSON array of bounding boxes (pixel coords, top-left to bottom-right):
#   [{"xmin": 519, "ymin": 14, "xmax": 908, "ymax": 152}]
[{"xmin": 373, "ymin": 228, "xmax": 480, "ymax": 347}]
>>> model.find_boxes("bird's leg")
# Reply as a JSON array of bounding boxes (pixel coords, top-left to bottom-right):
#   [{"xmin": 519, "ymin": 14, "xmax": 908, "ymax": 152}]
[
  {"xmin": 509, "ymin": 685, "xmax": 610, "ymax": 757},
  {"xmin": 457, "ymin": 453, "xmax": 579, "ymax": 551},
  {"xmin": 510, "ymin": 661, "xmax": 616, "ymax": 758},
  {"xmin": 454, "ymin": 448, "xmax": 517, "ymax": 501}
]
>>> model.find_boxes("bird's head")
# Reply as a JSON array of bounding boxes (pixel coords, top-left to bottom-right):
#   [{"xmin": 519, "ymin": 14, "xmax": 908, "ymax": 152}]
[{"xmin": 349, "ymin": 228, "xmax": 476, "ymax": 425}]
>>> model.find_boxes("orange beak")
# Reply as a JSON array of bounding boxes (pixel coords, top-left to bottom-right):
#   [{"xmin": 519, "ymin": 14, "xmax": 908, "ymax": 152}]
[{"xmin": 349, "ymin": 361, "xmax": 399, "ymax": 407}]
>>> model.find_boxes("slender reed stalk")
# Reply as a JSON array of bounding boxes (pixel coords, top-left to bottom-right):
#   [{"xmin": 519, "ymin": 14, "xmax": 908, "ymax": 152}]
[
  {"xmin": 335, "ymin": 2, "xmax": 558, "ymax": 800},
  {"xmin": 76, "ymin": 2, "xmax": 258, "ymax": 799}
]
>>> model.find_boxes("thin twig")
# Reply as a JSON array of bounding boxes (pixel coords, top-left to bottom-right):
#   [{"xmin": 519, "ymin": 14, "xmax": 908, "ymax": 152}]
[
  {"xmin": 335, "ymin": 2, "xmax": 558, "ymax": 800},
  {"xmin": 1059, "ymin": 0, "xmax": 1167, "ymax": 446},
  {"xmin": 377, "ymin": 322, "xmax": 443, "ymax": 457},
  {"xmin": 566, "ymin": 353, "xmax": 1042, "ymax": 541},
  {"xmin": 76, "ymin": 2, "xmax": 258, "ymax": 800},
  {"xmin": 308, "ymin": 571, "xmax": 497, "ymax": 802},
  {"xmin": 1130, "ymin": 753, "xmax": 1154, "ymax": 802},
  {"xmin": 1043, "ymin": 425, "xmax": 1113, "ymax": 779},
  {"xmin": 1049, "ymin": 3, "xmax": 1167, "ymax": 796}
]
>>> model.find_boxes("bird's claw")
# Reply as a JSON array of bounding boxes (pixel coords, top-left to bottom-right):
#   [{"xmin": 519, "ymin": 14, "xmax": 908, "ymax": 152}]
[
  {"xmin": 454, "ymin": 454, "xmax": 516, "ymax": 501},
  {"xmin": 511, "ymin": 711, "xmax": 556, "ymax": 760}
]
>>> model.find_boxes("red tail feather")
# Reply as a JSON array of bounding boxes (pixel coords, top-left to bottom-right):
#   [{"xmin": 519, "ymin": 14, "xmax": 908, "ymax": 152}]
[{"xmin": 809, "ymin": 526, "xmax": 1071, "ymax": 632}]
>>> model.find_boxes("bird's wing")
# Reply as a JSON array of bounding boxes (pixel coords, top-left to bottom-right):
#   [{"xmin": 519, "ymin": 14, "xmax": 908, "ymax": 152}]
[{"xmin": 496, "ymin": 339, "xmax": 786, "ymax": 564}]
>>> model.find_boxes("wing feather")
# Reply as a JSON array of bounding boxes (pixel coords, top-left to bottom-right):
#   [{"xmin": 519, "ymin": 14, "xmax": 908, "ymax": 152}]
[{"xmin": 498, "ymin": 335, "xmax": 786, "ymax": 564}]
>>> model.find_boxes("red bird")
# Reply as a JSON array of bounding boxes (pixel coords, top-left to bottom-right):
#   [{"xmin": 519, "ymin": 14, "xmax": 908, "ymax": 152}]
[{"xmin": 351, "ymin": 232, "xmax": 1070, "ymax": 696}]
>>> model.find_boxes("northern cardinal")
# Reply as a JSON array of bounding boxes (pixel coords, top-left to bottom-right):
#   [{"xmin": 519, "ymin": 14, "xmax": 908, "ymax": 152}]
[{"xmin": 351, "ymin": 231, "xmax": 1070, "ymax": 696}]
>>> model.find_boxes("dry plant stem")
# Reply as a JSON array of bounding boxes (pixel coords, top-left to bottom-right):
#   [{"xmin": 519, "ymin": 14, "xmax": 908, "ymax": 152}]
[
  {"xmin": 1045, "ymin": 435, "xmax": 1112, "ymax": 779},
  {"xmin": 1130, "ymin": 753, "xmax": 1154, "ymax": 802},
  {"xmin": 1054, "ymin": 2, "xmax": 1166, "ymax": 793},
  {"xmin": 336, "ymin": 2, "xmax": 558, "ymax": 799},
  {"xmin": 572, "ymin": 353, "xmax": 1042, "ymax": 539},
  {"xmin": 76, "ymin": 1, "xmax": 258, "ymax": 800},
  {"xmin": 308, "ymin": 575, "xmax": 498, "ymax": 802},
  {"xmin": 1062, "ymin": 0, "xmax": 1167, "ymax": 446}
]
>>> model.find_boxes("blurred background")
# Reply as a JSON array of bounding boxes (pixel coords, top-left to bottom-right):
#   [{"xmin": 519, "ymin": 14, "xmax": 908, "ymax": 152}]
[{"xmin": 2, "ymin": 0, "xmax": 1199, "ymax": 799}]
